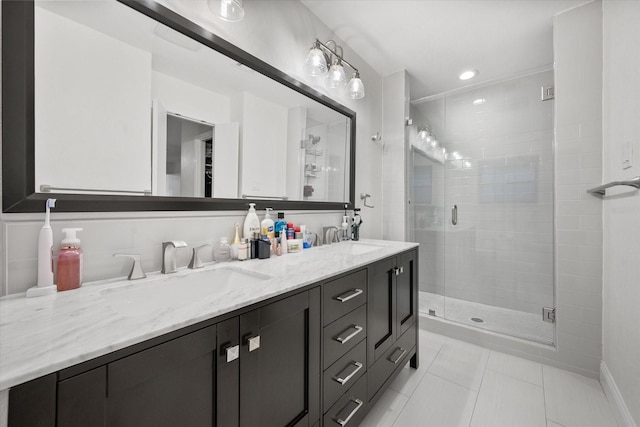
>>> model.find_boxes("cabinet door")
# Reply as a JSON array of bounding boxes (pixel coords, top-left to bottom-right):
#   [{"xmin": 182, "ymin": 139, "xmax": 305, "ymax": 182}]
[
  {"xmin": 106, "ymin": 325, "xmax": 216, "ymax": 427},
  {"xmin": 367, "ymin": 257, "xmax": 396, "ymax": 365},
  {"xmin": 58, "ymin": 367, "xmax": 106, "ymax": 427},
  {"xmin": 240, "ymin": 288, "xmax": 320, "ymax": 427},
  {"xmin": 217, "ymin": 317, "xmax": 240, "ymax": 427},
  {"xmin": 396, "ymin": 250, "xmax": 417, "ymax": 337},
  {"xmin": 8, "ymin": 373, "xmax": 56, "ymax": 427}
]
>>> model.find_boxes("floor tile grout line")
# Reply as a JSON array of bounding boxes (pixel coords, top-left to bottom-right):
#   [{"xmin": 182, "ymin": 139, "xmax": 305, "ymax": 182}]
[
  {"xmin": 485, "ymin": 364, "xmax": 545, "ymax": 388},
  {"xmin": 466, "ymin": 350, "xmax": 491, "ymax": 427},
  {"xmin": 542, "ymin": 364, "xmax": 550, "ymax": 426},
  {"xmin": 390, "ymin": 339, "xmax": 449, "ymax": 427}
]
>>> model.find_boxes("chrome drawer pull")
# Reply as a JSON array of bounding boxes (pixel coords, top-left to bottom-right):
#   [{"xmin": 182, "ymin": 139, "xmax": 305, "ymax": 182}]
[
  {"xmin": 334, "ymin": 398, "xmax": 364, "ymax": 426},
  {"xmin": 388, "ymin": 347, "xmax": 407, "ymax": 364},
  {"xmin": 334, "ymin": 288, "xmax": 363, "ymax": 303},
  {"xmin": 334, "ymin": 325, "xmax": 364, "ymax": 344},
  {"xmin": 334, "ymin": 361, "xmax": 364, "ymax": 385}
]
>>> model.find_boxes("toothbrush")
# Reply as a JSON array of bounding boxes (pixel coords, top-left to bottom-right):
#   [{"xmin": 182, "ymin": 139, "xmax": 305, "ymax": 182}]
[{"xmin": 37, "ymin": 198, "xmax": 56, "ymax": 287}]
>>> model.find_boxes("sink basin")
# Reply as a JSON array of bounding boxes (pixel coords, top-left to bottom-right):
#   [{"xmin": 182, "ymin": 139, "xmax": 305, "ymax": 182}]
[{"xmin": 101, "ymin": 267, "xmax": 270, "ymax": 317}]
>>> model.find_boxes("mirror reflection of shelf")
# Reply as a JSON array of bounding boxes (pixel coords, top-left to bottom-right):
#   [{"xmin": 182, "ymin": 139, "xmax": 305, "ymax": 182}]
[{"xmin": 305, "ymin": 149, "xmax": 323, "ymax": 156}]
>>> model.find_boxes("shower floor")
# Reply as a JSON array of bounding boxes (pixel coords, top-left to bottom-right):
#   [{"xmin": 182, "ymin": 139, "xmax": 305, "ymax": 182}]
[{"xmin": 419, "ymin": 291, "xmax": 554, "ymax": 345}]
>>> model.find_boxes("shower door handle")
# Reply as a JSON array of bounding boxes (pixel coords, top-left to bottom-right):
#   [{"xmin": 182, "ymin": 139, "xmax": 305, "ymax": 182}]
[{"xmin": 451, "ymin": 205, "xmax": 458, "ymax": 226}]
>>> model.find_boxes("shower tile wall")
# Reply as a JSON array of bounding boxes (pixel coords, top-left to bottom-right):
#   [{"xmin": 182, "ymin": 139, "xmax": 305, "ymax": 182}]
[{"xmin": 413, "ymin": 70, "xmax": 555, "ymax": 315}]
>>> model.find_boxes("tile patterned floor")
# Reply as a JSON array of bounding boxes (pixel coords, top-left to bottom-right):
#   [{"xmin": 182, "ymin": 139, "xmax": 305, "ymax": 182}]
[{"xmin": 360, "ymin": 329, "xmax": 618, "ymax": 427}]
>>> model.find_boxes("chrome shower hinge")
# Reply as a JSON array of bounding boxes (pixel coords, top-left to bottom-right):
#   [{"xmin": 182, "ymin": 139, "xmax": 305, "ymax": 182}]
[{"xmin": 542, "ymin": 307, "xmax": 556, "ymax": 323}]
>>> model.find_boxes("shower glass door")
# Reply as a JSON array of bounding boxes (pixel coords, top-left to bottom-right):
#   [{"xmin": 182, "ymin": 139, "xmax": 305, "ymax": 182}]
[{"xmin": 411, "ymin": 70, "xmax": 555, "ymax": 345}]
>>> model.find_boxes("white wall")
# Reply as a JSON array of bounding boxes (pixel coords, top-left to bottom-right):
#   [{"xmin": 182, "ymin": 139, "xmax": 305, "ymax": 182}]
[
  {"xmin": 602, "ymin": 1, "xmax": 640, "ymax": 425},
  {"xmin": 382, "ymin": 70, "xmax": 410, "ymax": 240},
  {"xmin": 35, "ymin": 6, "xmax": 152, "ymax": 194},
  {"xmin": 1, "ymin": 0, "xmax": 384, "ymax": 297}
]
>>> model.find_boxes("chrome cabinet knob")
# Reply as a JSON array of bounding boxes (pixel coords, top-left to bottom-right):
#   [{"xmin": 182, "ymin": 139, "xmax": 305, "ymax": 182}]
[
  {"xmin": 247, "ymin": 335, "xmax": 260, "ymax": 352},
  {"xmin": 224, "ymin": 344, "xmax": 239, "ymax": 363}
]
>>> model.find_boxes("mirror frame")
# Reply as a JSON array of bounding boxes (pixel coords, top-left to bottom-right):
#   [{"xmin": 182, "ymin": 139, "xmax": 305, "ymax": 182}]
[{"xmin": 2, "ymin": 0, "xmax": 356, "ymax": 213}]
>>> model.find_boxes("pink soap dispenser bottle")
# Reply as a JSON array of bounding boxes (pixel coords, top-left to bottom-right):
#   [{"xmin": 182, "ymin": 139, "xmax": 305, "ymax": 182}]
[{"xmin": 57, "ymin": 228, "xmax": 83, "ymax": 292}]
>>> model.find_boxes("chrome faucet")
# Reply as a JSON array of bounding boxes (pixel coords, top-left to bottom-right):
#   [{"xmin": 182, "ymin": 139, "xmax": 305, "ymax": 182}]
[
  {"xmin": 188, "ymin": 244, "xmax": 212, "ymax": 269},
  {"xmin": 162, "ymin": 240, "xmax": 187, "ymax": 274},
  {"xmin": 113, "ymin": 253, "xmax": 146, "ymax": 280},
  {"xmin": 323, "ymin": 226, "xmax": 340, "ymax": 245}
]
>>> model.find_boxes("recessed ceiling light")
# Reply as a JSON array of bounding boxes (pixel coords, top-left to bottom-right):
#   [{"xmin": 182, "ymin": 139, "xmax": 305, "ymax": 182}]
[
  {"xmin": 472, "ymin": 98, "xmax": 486, "ymax": 105},
  {"xmin": 459, "ymin": 69, "xmax": 478, "ymax": 80}
]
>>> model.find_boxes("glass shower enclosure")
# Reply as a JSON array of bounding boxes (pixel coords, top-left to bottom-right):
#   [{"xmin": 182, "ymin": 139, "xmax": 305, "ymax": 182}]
[{"xmin": 408, "ymin": 70, "xmax": 555, "ymax": 345}]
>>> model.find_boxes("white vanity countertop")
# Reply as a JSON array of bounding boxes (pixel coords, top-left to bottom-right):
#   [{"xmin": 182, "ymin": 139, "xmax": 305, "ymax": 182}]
[{"xmin": 0, "ymin": 239, "xmax": 417, "ymax": 390}]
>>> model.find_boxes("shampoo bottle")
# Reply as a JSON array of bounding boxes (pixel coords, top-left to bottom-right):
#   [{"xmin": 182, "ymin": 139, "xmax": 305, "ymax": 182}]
[
  {"xmin": 274, "ymin": 212, "xmax": 287, "ymax": 234},
  {"xmin": 243, "ymin": 203, "xmax": 261, "ymax": 239},
  {"xmin": 57, "ymin": 228, "xmax": 83, "ymax": 292}
]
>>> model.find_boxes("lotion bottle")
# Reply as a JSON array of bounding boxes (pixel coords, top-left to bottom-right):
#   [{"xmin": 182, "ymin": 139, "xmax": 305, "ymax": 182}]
[
  {"xmin": 27, "ymin": 198, "xmax": 57, "ymax": 297},
  {"xmin": 57, "ymin": 228, "xmax": 83, "ymax": 292},
  {"xmin": 261, "ymin": 208, "xmax": 275, "ymax": 239},
  {"xmin": 243, "ymin": 203, "xmax": 260, "ymax": 239}
]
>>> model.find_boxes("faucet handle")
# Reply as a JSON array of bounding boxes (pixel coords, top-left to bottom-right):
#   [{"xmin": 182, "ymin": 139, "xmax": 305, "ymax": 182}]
[
  {"xmin": 188, "ymin": 244, "xmax": 211, "ymax": 269},
  {"xmin": 113, "ymin": 253, "xmax": 147, "ymax": 280},
  {"xmin": 163, "ymin": 240, "xmax": 187, "ymax": 249}
]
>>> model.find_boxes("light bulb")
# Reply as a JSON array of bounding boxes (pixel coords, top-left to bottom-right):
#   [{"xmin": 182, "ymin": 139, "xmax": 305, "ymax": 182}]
[
  {"xmin": 325, "ymin": 63, "xmax": 346, "ymax": 88},
  {"xmin": 208, "ymin": 0, "xmax": 245, "ymax": 22},
  {"xmin": 347, "ymin": 72, "xmax": 365, "ymax": 99},
  {"xmin": 303, "ymin": 46, "xmax": 327, "ymax": 76}
]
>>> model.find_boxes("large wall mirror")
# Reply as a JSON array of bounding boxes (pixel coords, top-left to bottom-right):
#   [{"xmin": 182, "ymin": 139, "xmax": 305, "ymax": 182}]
[{"xmin": 2, "ymin": 0, "xmax": 356, "ymax": 213}]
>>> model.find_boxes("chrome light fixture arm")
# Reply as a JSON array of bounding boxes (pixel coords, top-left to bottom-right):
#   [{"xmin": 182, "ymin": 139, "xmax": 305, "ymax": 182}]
[{"xmin": 314, "ymin": 39, "xmax": 359, "ymax": 75}]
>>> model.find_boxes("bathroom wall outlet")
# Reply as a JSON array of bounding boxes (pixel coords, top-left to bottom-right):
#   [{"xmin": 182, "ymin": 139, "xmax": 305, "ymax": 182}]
[{"xmin": 621, "ymin": 140, "xmax": 633, "ymax": 170}]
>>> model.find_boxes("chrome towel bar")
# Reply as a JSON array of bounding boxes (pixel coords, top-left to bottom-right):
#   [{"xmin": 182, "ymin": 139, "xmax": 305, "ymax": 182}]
[
  {"xmin": 241, "ymin": 194, "xmax": 288, "ymax": 200},
  {"xmin": 587, "ymin": 176, "xmax": 640, "ymax": 196},
  {"xmin": 40, "ymin": 184, "xmax": 151, "ymax": 195}
]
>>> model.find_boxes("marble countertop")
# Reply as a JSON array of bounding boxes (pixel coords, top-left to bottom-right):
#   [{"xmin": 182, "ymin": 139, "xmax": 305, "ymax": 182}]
[{"xmin": 0, "ymin": 239, "xmax": 417, "ymax": 390}]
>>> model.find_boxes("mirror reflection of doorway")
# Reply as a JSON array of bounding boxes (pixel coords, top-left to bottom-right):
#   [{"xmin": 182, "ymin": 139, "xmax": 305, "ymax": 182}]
[{"xmin": 166, "ymin": 114, "xmax": 214, "ymax": 198}]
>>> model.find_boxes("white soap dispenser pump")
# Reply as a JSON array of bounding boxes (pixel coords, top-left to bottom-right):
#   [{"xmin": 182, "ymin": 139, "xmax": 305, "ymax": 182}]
[{"xmin": 26, "ymin": 198, "xmax": 57, "ymax": 297}]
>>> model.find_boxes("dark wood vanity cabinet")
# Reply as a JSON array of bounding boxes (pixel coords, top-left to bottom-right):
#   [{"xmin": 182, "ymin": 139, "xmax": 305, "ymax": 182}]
[
  {"xmin": 8, "ymin": 289, "xmax": 320, "ymax": 427},
  {"xmin": 8, "ymin": 248, "xmax": 418, "ymax": 427},
  {"xmin": 367, "ymin": 250, "xmax": 418, "ymax": 401},
  {"xmin": 238, "ymin": 288, "xmax": 320, "ymax": 427}
]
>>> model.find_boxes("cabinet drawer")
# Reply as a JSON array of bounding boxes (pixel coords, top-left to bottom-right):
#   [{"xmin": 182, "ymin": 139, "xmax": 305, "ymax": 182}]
[
  {"xmin": 323, "ymin": 374, "xmax": 368, "ymax": 427},
  {"xmin": 324, "ymin": 339, "xmax": 367, "ymax": 411},
  {"xmin": 323, "ymin": 269, "xmax": 367, "ymax": 326},
  {"xmin": 324, "ymin": 304, "xmax": 367, "ymax": 369},
  {"xmin": 368, "ymin": 323, "xmax": 416, "ymax": 401}
]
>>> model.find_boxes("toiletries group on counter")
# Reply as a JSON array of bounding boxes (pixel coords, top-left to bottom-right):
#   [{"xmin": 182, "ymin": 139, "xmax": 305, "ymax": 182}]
[
  {"xmin": 28, "ymin": 198, "xmax": 83, "ymax": 297},
  {"xmin": 233, "ymin": 204, "xmax": 312, "ymax": 261},
  {"xmin": 25, "ymin": 200, "xmax": 363, "ymax": 297}
]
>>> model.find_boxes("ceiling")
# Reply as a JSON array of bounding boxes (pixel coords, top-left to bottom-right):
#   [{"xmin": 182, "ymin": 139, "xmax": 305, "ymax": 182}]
[{"xmin": 301, "ymin": 0, "xmax": 590, "ymax": 100}]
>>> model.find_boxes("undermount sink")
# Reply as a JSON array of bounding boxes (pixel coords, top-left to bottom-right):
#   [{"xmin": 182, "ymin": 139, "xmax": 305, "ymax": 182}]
[{"xmin": 101, "ymin": 267, "xmax": 271, "ymax": 317}]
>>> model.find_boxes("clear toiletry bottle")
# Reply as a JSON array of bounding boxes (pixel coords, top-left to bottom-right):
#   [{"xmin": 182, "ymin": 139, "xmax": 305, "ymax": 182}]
[
  {"xmin": 213, "ymin": 237, "xmax": 232, "ymax": 262},
  {"xmin": 230, "ymin": 223, "xmax": 241, "ymax": 259},
  {"xmin": 57, "ymin": 228, "xmax": 83, "ymax": 292}
]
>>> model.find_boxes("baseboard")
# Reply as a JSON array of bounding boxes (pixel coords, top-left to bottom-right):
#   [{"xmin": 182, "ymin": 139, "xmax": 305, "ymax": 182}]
[{"xmin": 600, "ymin": 361, "xmax": 637, "ymax": 427}]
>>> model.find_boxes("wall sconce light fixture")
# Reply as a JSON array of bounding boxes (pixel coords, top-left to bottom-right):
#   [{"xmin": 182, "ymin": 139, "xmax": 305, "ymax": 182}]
[{"xmin": 304, "ymin": 39, "xmax": 365, "ymax": 99}]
